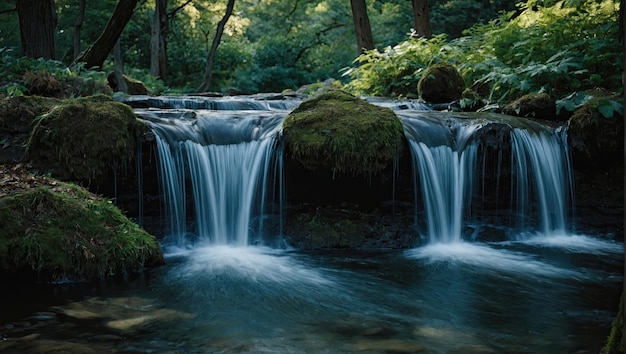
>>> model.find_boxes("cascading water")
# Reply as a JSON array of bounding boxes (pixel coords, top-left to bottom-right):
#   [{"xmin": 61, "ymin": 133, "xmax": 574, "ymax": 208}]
[
  {"xmin": 510, "ymin": 127, "xmax": 573, "ymax": 235},
  {"xmin": 396, "ymin": 110, "xmax": 575, "ymax": 244},
  {"xmin": 137, "ymin": 108, "xmax": 290, "ymax": 247},
  {"xmin": 399, "ymin": 112, "xmax": 481, "ymax": 244},
  {"xmin": 2, "ymin": 96, "xmax": 620, "ymax": 354}
]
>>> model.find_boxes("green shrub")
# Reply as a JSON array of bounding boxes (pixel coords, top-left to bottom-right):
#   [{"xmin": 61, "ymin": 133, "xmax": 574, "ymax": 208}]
[{"xmin": 342, "ymin": 0, "xmax": 621, "ymax": 109}]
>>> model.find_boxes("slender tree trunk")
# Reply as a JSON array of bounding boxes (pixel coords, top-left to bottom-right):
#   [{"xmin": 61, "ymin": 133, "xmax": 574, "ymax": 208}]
[
  {"xmin": 73, "ymin": 0, "xmax": 86, "ymax": 60},
  {"xmin": 350, "ymin": 0, "xmax": 374, "ymax": 55},
  {"xmin": 619, "ymin": 0, "xmax": 626, "ymax": 346},
  {"xmin": 411, "ymin": 0, "xmax": 432, "ymax": 38},
  {"xmin": 74, "ymin": 0, "xmax": 139, "ymax": 69},
  {"xmin": 197, "ymin": 0, "xmax": 235, "ymax": 93},
  {"xmin": 17, "ymin": 0, "xmax": 57, "ymax": 59},
  {"xmin": 150, "ymin": 0, "xmax": 168, "ymax": 81},
  {"xmin": 113, "ymin": 38, "xmax": 128, "ymax": 93}
]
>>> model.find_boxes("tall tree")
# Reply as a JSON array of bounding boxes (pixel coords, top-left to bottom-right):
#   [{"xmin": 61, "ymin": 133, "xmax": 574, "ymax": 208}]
[
  {"xmin": 73, "ymin": 0, "xmax": 86, "ymax": 60},
  {"xmin": 74, "ymin": 0, "xmax": 139, "ymax": 69},
  {"xmin": 411, "ymin": 0, "xmax": 431, "ymax": 38},
  {"xmin": 350, "ymin": 0, "xmax": 374, "ymax": 54},
  {"xmin": 618, "ymin": 0, "xmax": 626, "ymax": 348},
  {"xmin": 17, "ymin": 0, "xmax": 57, "ymax": 59},
  {"xmin": 150, "ymin": 0, "xmax": 168, "ymax": 80},
  {"xmin": 197, "ymin": 0, "xmax": 236, "ymax": 93}
]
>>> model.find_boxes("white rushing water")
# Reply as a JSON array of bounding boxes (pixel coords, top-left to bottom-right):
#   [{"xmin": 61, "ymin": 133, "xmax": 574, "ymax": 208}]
[
  {"xmin": 399, "ymin": 111, "xmax": 575, "ymax": 244},
  {"xmin": 140, "ymin": 109, "xmax": 288, "ymax": 247}
]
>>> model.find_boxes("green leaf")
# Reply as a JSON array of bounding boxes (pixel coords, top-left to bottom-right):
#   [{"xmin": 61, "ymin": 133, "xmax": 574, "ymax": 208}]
[
  {"xmin": 597, "ymin": 99, "xmax": 623, "ymax": 119},
  {"xmin": 555, "ymin": 91, "xmax": 592, "ymax": 114}
]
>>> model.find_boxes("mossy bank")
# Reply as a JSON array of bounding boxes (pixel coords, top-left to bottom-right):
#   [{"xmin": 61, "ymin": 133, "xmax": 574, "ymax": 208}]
[{"xmin": 0, "ymin": 167, "xmax": 163, "ymax": 282}]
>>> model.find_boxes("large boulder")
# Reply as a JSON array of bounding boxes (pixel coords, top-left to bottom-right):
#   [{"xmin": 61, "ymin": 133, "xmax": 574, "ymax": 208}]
[
  {"xmin": 282, "ymin": 90, "xmax": 405, "ymax": 176},
  {"xmin": 26, "ymin": 95, "xmax": 147, "ymax": 184},
  {"xmin": 0, "ymin": 165, "xmax": 163, "ymax": 282},
  {"xmin": 417, "ymin": 63, "xmax": 465, "ymax": 103},
  {"xmin": 107, "ymin": 72, "xmax": 150, "ymax": 95}
]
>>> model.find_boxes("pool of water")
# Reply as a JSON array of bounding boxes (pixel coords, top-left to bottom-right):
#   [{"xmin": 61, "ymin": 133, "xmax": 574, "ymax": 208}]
[{"xmin": 0, "ymin": 233, "xmax": 622, "ymax": 353}]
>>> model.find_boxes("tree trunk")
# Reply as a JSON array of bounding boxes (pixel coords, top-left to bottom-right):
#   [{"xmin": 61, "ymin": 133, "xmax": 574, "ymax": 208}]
[
  {"xmin": 350, "ymin": 0, "xmax": 374, "ymax": 55},
  {"xmin": 73, "ymin": 0, "xmax": 86, "ymax": 60},
  {"xmin": 17, "ymin": 0, "xmax": 57, "ymax": 60},
  {"xmin": 113, "ymin": 38, "xmax": 128, "ymax": 93},
  {"xmin": 196, "ymin": 0, "xmax": 236, "ymax": 93},
  {"xmin": 150, "ymin": 0, "xmax": 168, "ymax": 81},
  {"xmin": 74, "ymin": 0, "xmax": 139, "ymax": 69},
  {"xmin": 74, "ymin": 0, "xmax": 86, "ymax": 59},
  {"xmin": 411, "ymin": 0, "xmax": 432, "ymax": 38},
  {"xmin": 618, "ymin": 0, "xmax": 626, "ymax": 347}
]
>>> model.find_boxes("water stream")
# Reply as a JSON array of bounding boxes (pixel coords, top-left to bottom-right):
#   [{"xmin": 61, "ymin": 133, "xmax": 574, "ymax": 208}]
[{"xmin": 0, "ymin": 95, "xmax": 621, "ymax": 353}]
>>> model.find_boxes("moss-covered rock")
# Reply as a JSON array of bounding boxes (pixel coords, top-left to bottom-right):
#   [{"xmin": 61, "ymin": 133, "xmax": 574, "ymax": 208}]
[
  {"xmin": 567, "ymin": 95, "xmax": 624, "ymax": 169},
  {"xmin": 502, "ymin": 92, "xmax": 556, "ymax": 120},
  {"xmin": 107, "ymin": 72, "xmax": 150, "ymax": 95},
  {"xmin": 417, "ymin": 63, "xmax": 465, "ymax": 103},
  {"xmin": 282, "ymin": 90, "xmax": 405, "ymax": 175},
  {"xmin": 603, "ymin": 294, "xmax": 624, "ymax": 354},
  {"xmin": 26, "ymin": 95, "xmax": 147, "ymax": 184},
  {"xmin": 0, "ymin": 95, "xmax": 61, "ymax": 163},
  {"xmin": 0, "ymin": 174, "xmax": 163, "ymax": 282},
  {"xmin": 282, "ymin": 205, "xmax": 418, "ymax": 249},
  {"xmin": 0, "ymin": 95, "xmax": 60, "ymax": 134},
  {"xmin": 22, "ymin": 71, "xmax": 65, "ymax": 98}
]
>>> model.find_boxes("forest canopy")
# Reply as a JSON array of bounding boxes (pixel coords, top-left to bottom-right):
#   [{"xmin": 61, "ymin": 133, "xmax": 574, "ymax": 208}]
[{"xmin": 0, "ymin": 0, "xmax": 622, "ymax": 105}]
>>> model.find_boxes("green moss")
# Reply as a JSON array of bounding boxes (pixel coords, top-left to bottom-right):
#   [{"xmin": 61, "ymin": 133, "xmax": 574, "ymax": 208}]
[
  {"xmin": 26, "ymin": 95, "xmax": 147, "ymax": 183},
  {"xmin": 282, "ymin": 90, "xmax": 404, "ymax": 175},
  {"xmin": 287, "ymin": 212, "xmax": 366, "ymax": 249},
  {"xmin": 567, "ymin": 95, "xmax": 624, "ymax": 159},
  {"xmin": 603, "ymin": 293, "xmax": 624, "ymax": 354},
  {"xmin": 417, "ymin": 63, "xmax": 465, "ymax": 103},
  {"xmin": 0, "ymin": 182, "xmax": 163, "ymax": 282},
  {"xmin": 0, "ymin": 95, "xmax": 61, "ymax": 132}
]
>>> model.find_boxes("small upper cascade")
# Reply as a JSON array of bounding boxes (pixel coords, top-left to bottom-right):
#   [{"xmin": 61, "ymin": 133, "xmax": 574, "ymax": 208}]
[
  {"xmin": 137, "ymin": 109, "xmax": 288, "ymax": 145},
  {"xmin": 363, "ymin": 96, "xmax": 432, "ymax": 111},
  {"xmin": 121, "ymin": 94, "xmax": 302, "ymax": 111}
]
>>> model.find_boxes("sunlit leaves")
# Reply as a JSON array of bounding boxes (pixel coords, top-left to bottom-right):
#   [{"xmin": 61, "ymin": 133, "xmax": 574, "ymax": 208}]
[{"xmin": 344, "ymin": 0, "xmax": 621, "ymax": 106}]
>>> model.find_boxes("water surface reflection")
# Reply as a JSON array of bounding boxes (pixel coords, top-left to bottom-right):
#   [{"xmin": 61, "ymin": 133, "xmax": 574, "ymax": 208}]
[{"xmin": 0, "ymin": 236, "xmax": 622, "ymax": 353}]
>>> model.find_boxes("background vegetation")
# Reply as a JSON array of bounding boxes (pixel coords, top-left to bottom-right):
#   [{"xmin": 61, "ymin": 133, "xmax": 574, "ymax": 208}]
[
  {"xmin": 0, "ymin": 0, "xmax": 517, "ymax": 94},
  {"xmin": 0, "ymin": 0, "xmax": 622, "ymax": 108}
]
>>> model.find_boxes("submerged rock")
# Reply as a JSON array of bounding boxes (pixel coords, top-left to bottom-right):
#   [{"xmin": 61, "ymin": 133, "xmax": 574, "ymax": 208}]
[{"xmin": 0, "ymin": 168, "xmax": 163, "ymax": 282}]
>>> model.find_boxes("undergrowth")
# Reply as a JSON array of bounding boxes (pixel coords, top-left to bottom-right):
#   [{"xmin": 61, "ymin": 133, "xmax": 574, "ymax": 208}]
[{"xmin": 342, "ymin": 0, "xmax": 622, "ymax": 113}]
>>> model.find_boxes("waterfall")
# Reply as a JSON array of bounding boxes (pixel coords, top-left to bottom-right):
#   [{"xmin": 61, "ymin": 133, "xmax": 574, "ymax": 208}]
[
  {"xmin": 408, "ymin": 141, "xmax": 479, "ymax": 243},
  {"xmin": 400, "ymin": 112, "xmax": 482, "ymax": 244},
  {"xmin": 139, "ymin": 109, "xmax": 288, "ymax": 247},
  {"xmin": 510, "ymin": 127, "xmax": 573, "ymax": 235},
  {"xmin": 398, "ymin": 111, "xmax": 574, "ymax": 244}
]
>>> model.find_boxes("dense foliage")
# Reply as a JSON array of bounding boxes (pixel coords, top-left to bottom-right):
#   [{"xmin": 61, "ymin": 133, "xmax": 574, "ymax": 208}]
[
  {"xmin": 0, "ymin": 0, "xmax": 518, "ymax": 94},
  {"xmin": 344, "ymin": 0, "xmax": 622, "ymax": 109}
]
